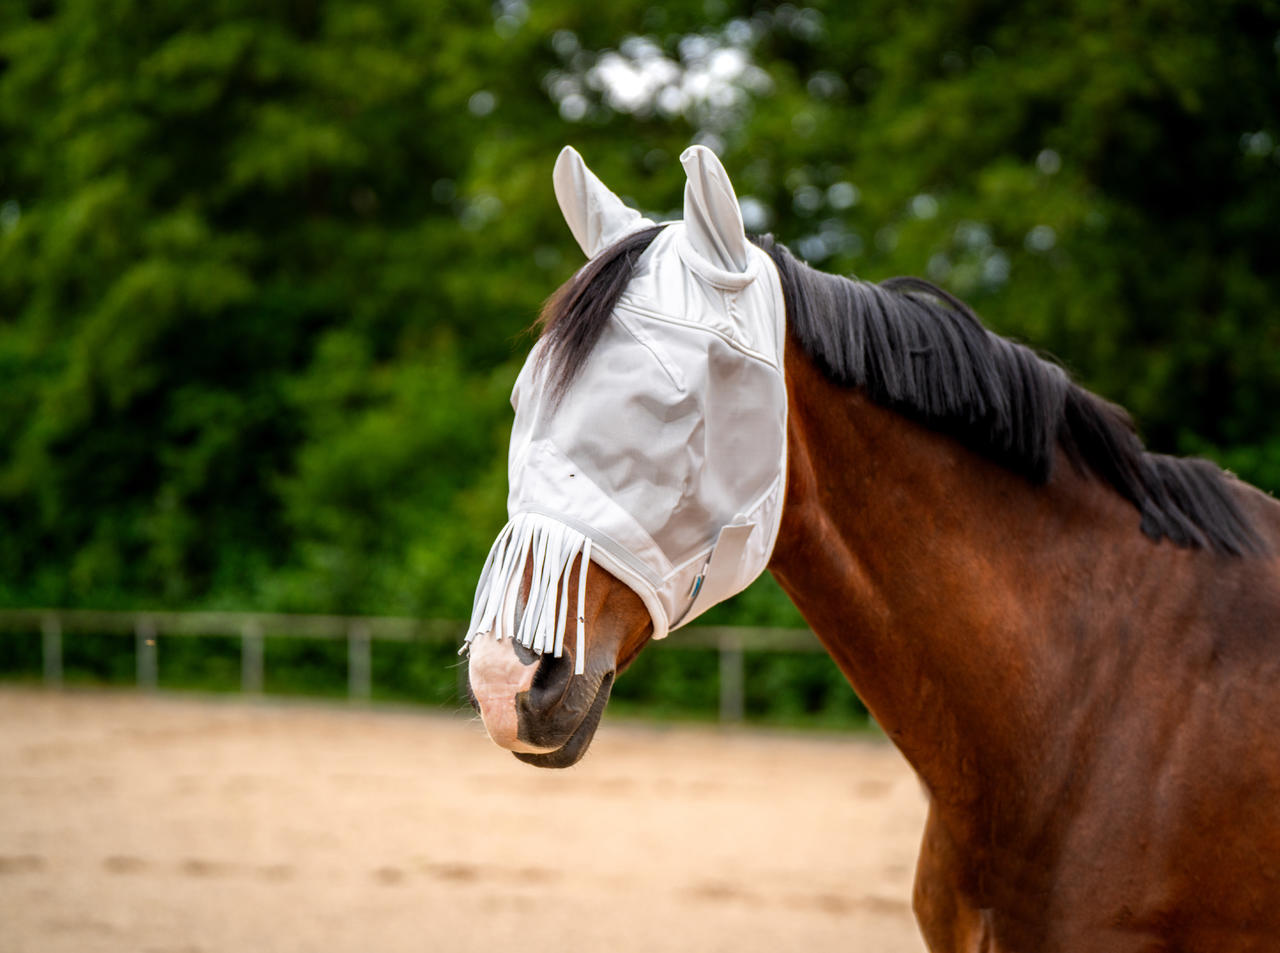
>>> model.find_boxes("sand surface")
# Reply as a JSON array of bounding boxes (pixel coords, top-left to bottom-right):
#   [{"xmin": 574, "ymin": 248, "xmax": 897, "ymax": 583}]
[{"xmin": 0, "ymin": 688, "xmax": 928, "ymax": 953}]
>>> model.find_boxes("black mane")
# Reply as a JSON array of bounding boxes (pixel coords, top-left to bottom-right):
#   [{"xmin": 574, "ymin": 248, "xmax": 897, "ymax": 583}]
[
  {"xmin": 539, "ymin": 227, "xmax": 1263, "ymax": 556},
  {"xmin": 538, "ymin": 225, "xmax": 668, "ymax": 398}
]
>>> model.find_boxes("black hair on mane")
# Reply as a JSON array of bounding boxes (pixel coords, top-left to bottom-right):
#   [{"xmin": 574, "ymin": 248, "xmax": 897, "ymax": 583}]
[
  {"xmin": 538, "ymin": 226, "xmax": 1263, "ymax": 556},
  {"xmin": 538, "ymin": 225, "xmax": 668, "ymax": 393}
]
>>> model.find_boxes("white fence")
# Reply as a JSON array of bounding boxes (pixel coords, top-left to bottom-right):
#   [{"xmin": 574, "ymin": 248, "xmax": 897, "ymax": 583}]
[{"xmin": 0, "ymin": 609, "xmax": 823, "ymax": 721}]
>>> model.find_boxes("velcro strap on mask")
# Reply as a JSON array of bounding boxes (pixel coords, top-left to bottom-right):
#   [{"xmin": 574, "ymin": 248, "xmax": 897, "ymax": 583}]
[{"xmin": 673, "ymin": 521, "xmax": 756, "ymax": 629}]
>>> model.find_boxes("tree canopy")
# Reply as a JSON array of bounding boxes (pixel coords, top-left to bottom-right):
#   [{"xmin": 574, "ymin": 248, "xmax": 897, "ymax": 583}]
[{"xmin": 1, "ymin": 0, "xmax": 1277, "ymax": 623}]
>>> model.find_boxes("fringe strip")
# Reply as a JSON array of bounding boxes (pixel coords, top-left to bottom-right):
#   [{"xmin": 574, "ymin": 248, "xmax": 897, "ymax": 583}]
[{"xmin": 462, "ymin": 513, "xmax": 593, "ymax": 676}]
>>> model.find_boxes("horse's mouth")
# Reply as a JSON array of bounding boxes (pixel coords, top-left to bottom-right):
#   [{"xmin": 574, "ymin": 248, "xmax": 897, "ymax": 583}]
[{"xmin": 513, "ymin": 672, "xmax": 614, "ymax": 769}]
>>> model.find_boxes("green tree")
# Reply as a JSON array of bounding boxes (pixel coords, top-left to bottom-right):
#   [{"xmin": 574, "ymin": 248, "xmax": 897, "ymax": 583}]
[{"xmin": 0, "ymin": 0, "xmax": 1275, "ymax": 630}]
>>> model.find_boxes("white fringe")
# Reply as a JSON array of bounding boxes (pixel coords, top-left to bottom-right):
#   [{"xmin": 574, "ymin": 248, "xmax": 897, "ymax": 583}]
[{"xmin": 462, "ymin": 513, "xmax": 593, "ymax": 676}]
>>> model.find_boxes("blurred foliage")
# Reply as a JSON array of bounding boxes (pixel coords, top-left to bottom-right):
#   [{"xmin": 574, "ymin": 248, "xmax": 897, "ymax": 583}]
[{"xmin": 0, "ymin": 0, "xmax": 1278, "ymax": 713}]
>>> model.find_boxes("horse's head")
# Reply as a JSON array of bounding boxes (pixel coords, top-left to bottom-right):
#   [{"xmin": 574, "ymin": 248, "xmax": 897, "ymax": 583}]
[{"xmin": 465, "ymin": 146, "xmax": 788, "ymax": 767}]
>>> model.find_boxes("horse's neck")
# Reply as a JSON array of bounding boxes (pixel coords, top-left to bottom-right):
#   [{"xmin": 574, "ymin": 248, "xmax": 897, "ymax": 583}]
[{"xmin": 769, "ymin": 345, "xmax": 1144, "ymax": 819}]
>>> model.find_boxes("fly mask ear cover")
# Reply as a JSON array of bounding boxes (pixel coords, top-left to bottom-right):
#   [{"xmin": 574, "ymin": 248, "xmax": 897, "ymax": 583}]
[{"xmin": 465, "ymin": 145, "xmax": 788, "ymax": 670}]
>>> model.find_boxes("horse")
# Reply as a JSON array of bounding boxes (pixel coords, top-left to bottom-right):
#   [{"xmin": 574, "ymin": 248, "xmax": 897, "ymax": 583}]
[{"xmin": 464, "ymin": 146, "xmax": 1280, "ymax": 952}]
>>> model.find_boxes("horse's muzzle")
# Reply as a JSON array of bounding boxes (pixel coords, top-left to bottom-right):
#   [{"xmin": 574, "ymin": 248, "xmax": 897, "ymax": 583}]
[
  {"xmin": 466, "ymin": 635, "xmax": 613, "ymax": 768},
  {"xmin": 513, "ymin": 669, "xmax": 613, "ymax": 768}
]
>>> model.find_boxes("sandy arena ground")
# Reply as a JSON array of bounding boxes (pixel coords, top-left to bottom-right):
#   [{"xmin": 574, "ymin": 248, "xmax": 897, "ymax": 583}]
[{"xmin": 0, "ymin": 687, "xmax": 928, "ymax": 953}]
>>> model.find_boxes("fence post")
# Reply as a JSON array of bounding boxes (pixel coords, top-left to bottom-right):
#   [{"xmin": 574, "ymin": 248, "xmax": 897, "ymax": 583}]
[
  {"xmin": 348, "ymin": 622, "xmax": 371, "ymax": 701},
  {"xmin": 136, "ymin": 617, "xmax": 158, "ymax": 691},
  {"xmin": 241, "ymin": 620, "xmax": 264, "ymax": 695},
  {"xmin": 41, "ymin": 615, "xmax": 62, "ymax": 688},
  {"xmin": 718, "ymin": 629, "xmax": 745, "ymax": 722}
]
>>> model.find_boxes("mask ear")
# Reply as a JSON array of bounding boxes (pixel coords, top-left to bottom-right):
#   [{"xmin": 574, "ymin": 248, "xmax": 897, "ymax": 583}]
[
  {"xmin": 553, "ymin": 146, "xmax": 654, "ymax": 259},
  {"xmin": 680, "ymin": 145, "xmax": 750, "ymax": 273}
]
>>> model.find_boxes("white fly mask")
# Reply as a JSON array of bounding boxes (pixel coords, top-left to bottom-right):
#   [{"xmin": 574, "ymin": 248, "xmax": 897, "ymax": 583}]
[{"xmin": 464, "ymin": 145, "xmax": 788, "ymax": 672}]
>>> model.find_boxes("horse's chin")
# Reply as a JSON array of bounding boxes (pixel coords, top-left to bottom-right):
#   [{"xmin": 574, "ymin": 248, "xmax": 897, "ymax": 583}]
[{"xmin": 513, "ymin": 672, "xmax": 614, "ymax": 769}]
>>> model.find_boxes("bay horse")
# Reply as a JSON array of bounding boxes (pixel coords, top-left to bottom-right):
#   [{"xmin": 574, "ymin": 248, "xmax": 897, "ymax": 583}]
[{"xmin": 464, "ymin": 148, "xmax": 1280, "ymax": 951}]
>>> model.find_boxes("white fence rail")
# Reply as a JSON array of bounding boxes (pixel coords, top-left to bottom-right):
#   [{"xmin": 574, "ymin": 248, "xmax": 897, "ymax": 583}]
[{"xmin": 0, "ymin": 609, "xmax": 823, "ymax": 721}]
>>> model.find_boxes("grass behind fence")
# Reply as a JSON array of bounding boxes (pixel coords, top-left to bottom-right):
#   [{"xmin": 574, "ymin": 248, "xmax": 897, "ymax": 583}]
[{"xmin": 0, "ymin": 630, "xmax": 39, "ymax": 682}]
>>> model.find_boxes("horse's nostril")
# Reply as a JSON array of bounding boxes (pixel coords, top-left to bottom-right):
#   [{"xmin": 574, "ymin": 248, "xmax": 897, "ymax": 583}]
[
  {"xmin": 529, "ymin": 649, "xmax": 573, "ymax": 702},
  {"xmin": 512, "ymin": 640, "xmax": 540, "ymax": 666}
]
